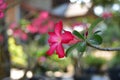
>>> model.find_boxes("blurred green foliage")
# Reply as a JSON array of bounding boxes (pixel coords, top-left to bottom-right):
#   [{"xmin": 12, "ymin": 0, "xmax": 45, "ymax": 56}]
[
  {"xmin": 83, "ymin": 55, "xmax": 106, "ymax": 68},
  {"xmin": 108, "ymin": 52, "xmax": 120, "ymax": 68}
]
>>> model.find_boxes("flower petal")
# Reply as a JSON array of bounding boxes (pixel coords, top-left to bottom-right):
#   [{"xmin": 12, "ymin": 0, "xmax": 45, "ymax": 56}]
[
  {"xmin": 61, "ymin": 31, "xmax": 74, "ymax": 43},
  {"xmin": 39, "ymin": 11, "xmax": 49, "ymax": 19},
  {"xmin": 47, "ymin": 43, "xmax": 57, "ymax": 56},
  {"xmin": 55, "ymin": 21, "xmax": 63, "ymax": 36},
  {"xmin": 68, "ymin": 36, "xmax": 81, "ymax": 45},
  {"xmin": 56, "ymin": 43, "xmax": 65, "ymax": 58},
  {"xmin": 0, "ymin": 11, "xmax": 4, "ymax": 18},
  {"xmin": 48, "ymin": 32, "xmax": 58, "ymax": 43}
]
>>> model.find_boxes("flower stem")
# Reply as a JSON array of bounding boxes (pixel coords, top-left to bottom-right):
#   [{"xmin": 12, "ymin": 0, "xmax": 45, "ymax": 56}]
[{"xmin": 87, "ymin": 43, "xmax": 120, "ymax": 51}]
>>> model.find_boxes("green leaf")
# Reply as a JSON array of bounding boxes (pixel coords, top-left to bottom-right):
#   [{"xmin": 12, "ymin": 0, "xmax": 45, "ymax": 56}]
[
  {"xmin": 73, "ymin": 30, "xmax": 85, "ymax": 40},
  {"xmin": 77, "ymin": 42, "xmax": 86, "ymax": 52},
  {"xmin": 66, "ymin": 43, "xmax": 78, "ymax": 56},
  {"xmin": 89, "ymin": 34, "xmax": 103, "ymax": 45},
  {"xmin": 94, "ymin": 30, "xmax": 102, "ymax": 35},
  {"xmin": 88, "ymin": 18, "xmax": 103, "ymax": 36}
]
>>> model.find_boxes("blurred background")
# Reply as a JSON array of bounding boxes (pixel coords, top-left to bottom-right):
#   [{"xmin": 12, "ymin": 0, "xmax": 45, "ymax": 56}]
[{"xmin": 0, "ymin": 0, "xmax": 120, "ymax": 80}]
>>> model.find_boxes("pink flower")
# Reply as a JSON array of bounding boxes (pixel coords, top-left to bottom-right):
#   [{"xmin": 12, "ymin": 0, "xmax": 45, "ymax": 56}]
[
  {"xmin": 9, "ymin": 22, "xmax": 18, "ymax": 29},
  {"xmin": 68, "ymin": 36, "xmax": 81, "ymax": 45},
  {"xmin": 38, "ymin": 11, "xmax": 49, "ymax": 20},
  {"xmin": 20, "ymin": 32, "xmax": 28, "ymax": 41},
  {"xmin": 0, "ymin": 0, "xmax": 7, "ymax": 19},
  {"xmin": 0, "ymin": 2, "xmax": 7, "ymax": 10},
  {"xmin": 101, "ymin": 12, "xmax": 112, "ymax": 19},
  {"xmin": 47, "ymin": 21, "xmax": 74, "ymax": 58},
  {"xmin": 13, "ymin": 29, "xmax": 22, "ymax": 37},
  {"xmin": 13, "ymin": 29, "xmax": 28, "ymax": 41},
  {"xmin": 0, "ymin": 0, "xmax": 3, "ymax": 4},
  {"xmin": 27, "ymin": 24, "xmax": 38, "ymax": 33},
  {"xmin": 38, "ymin": 56, "xmax": 46, "ymax": 62},
  {"xmin": 27, "ymin": 11, "xmax": 54, "ymax": 34},
  {"xmin": 0, "ymin": 11, "xmax": 4, "ymax": 18}
]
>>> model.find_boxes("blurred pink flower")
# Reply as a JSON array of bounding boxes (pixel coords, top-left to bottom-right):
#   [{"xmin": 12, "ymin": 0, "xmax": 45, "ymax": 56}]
[
  {"xmin": 9, "ymin": 22, "xmax": 18, "ymax": 29},
  {"xmin": 38, "ymin": 11, "xmax": 49, "ymax": 20},
  {"xmin": 27, "ymin": 11, "xmax": 54, "ymax": 34},
  {"xmin": 102, "ymin": 12, "xmax": 112, "ymax": 19},
  {"xmin": 0, "ymin": 11, "xmax": 4, "ymax": 18},
  {"xmin": 13, "ymin": 29, "xmax": 22, "ymax": 37},
  {"xmin": 0, "ymin": 0, "xmax": 7, "ymax": 19},
  {"xmin": 0, "ymin": 2, "xmax": 7, "ymax": 10},
  {"xmin": 27, "ymin": 24, "xmax": 38, "ymax": 33},
  {"xmin": 47, "ymin": 21, "xmax": 74, "ymax": 58},
  {"xmin": 38, "ymin": 56, "xmax": 46, "ymax": 62},
  {"xmin": 20, "ymin": 32, "xmax": 28, "ymax": 41},
  {"xmin": 13, "ymin": 29, "xmax": 28, "ymax": 41},
  {"xmin": 0, "ymin": 0, "xmax": 3, "ymax": 4}
]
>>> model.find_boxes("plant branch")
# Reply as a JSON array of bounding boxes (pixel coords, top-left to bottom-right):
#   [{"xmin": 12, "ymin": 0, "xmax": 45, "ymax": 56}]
[{"xmin": 87, "ymin": 43, "xmax": 120, "ymax": 51}]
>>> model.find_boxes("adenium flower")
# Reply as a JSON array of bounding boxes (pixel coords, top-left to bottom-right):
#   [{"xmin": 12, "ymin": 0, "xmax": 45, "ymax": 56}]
[
  {"xmin": 13, "ymin": 29, "xmax": 28, "ymax": 41},
  {"xmin": 20, "ymin": 32, "xmax": 28, "ymax": 41},
  {"xmin": 27, "ymin": 11, "xmax": 54, "ymax": 34},
  {"xmin": 9, "ymin": 22, "xmax": 28, "ymax": 41},
  {"xmin": 38, "ymin": 11, "xmax": 49, "ymax": 20},
  {"xmin": 0, "ymin": 11, "xmax": 4, "ymax": 18},
  {"xmin": 68, "ymin": 36, "xmax": 80, "ymax": 45},
  {"xmin": 47, "ymin": 21, "xmax": 74, "ymax": 58},
  {"xmin": 13, "ymin": 29, "xmax": 22, "ymax": 37},
  {"xmin": 27, "ymin": 24, "xmax": 38, "ymax": 33},
  {"xmin": 9, "ymin": 22, "xmax": 18, "ymax": 29},
  {"xmin": 0, "ymin": 0, "xmax": 7, "ymax": 18}
]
